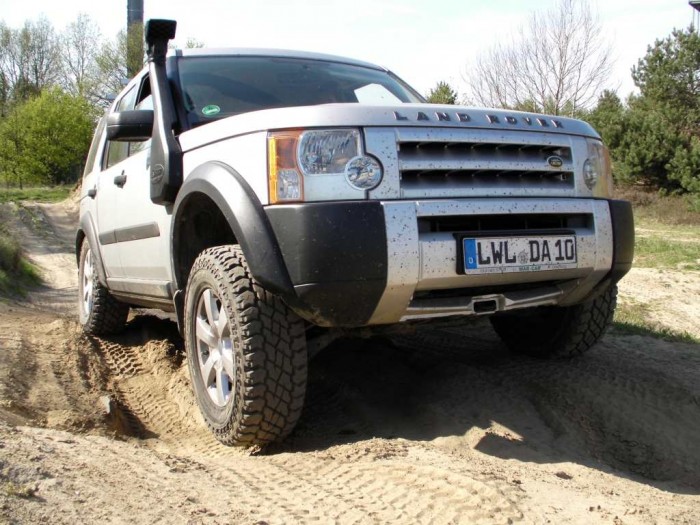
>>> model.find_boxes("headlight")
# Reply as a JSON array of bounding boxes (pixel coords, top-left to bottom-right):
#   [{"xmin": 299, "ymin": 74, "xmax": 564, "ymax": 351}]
[
  {"xmin": 268, "ymin": 129, "xmax": 383, "ymax": 203},
  {"xmin": 584, "ymin": 139, "xmax": 613, "ymax": 197},
  {"xmin": 298, "ymin": 130, "xmax": 360, "ymax": 175}
]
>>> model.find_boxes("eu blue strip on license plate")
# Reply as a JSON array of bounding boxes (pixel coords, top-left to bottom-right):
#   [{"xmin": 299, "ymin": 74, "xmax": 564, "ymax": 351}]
[{"xmin": 464, "ymin": 238, "xmax": 478, "ymax": 270}]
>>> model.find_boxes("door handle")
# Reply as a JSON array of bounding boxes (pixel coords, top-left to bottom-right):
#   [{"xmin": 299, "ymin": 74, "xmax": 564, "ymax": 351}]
[
  {"xmin": 87, "ymin": 187, "xmax": 97, "ymax": 199},
  {"xmin": 114, "ymin": 172, "xmax": 127, "ymax": 187}
]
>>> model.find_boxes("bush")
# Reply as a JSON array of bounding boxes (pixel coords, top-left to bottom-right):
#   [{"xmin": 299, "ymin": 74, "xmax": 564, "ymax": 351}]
[{"xmin": 0, "ymin": 225, "xmax": 41, "ymax": 296}]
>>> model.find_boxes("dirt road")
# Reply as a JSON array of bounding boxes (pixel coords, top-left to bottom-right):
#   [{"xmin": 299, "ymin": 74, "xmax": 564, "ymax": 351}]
[{"xmin": 0, "ymin": 200, "xmax": 698, "ymax": 524}]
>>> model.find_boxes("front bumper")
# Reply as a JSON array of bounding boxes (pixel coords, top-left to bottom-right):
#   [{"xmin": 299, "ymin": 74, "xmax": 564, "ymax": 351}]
[{"xmin": 266, "ymin": 198, "xmax": 633, "ymax": 327}]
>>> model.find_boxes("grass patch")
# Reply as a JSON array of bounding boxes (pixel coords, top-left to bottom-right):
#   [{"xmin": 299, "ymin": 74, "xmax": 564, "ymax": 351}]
[
  {"xmin": 613, "ymin": 300, "xmax": 699, "ymax": 343},
  {"xmin": 0, "ymin": 185, "xmax": 72, "ymax": 204},
  {"xmin": 633, "ymin": 235, "xmax": 700, "ymax": 270},
  {"xmin": 615, "ymin": 186, "xmax": 700, "ymax": 226},
  {"xmin": 3, "ymin": 481, "xmax": 37, "ymax": 499},
  {"xmin": 0, "ymin": 222, "xmax": 41, "ymax": 297},
  {"xmin": 619, "ymin": 188, "xmax": 700, "ymax": 270}
]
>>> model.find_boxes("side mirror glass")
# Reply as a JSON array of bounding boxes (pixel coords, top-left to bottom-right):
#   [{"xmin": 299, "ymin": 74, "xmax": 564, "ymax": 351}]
[{"xmin": 106, "ymin": 110, "xmax": 154, "ymax": 142}]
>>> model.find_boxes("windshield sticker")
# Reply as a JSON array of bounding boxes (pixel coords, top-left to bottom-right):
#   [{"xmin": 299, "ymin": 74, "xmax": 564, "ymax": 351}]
[{"xmin": 202, "ymin": 104, "xmax": 221, "ymax": 116}]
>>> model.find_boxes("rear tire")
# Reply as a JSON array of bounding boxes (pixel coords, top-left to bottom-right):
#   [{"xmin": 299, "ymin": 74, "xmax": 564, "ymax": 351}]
[
  {"xmin": 490, "ymin": 284, "xmax": 617, "ymax": 358},
  {"xmin": 184, "ymin": 245, "xmax": 307, "ymax": 446},
  {"xmin": 78, "ymin": 241, "xmax": 129, "ymax": 335}
]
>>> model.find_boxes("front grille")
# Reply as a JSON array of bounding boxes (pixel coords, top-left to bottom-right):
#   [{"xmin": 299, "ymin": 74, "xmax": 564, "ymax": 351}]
[
  {"xmin": 418, "ymin": 213, "xmax": 592, "ymax": 234},
  {"xmin": 396, "ymin": 130, "xmax": 576, "ymax": 197},
  {"xmin": 401, "ymin": 169, "xmax": 574, "ymax": 191}
]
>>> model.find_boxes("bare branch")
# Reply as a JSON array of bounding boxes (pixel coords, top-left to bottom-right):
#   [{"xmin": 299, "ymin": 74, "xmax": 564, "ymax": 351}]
[
  {"xmin": 465, "ymin": 0, "xmax": 614, "ymax": 116},
  {"xmin": 61, "ymin": 13, "xmax": 102, "ymax": 98}
]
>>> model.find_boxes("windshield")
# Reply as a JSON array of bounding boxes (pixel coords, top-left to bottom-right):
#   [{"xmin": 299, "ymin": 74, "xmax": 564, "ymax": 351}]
[{"xmin": 177, "ymin": 55, "xmax": 424, "ymax": 126}]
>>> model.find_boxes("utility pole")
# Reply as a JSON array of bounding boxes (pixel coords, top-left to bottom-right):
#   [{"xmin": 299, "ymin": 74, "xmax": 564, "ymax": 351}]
[
  {"xmin": 691, "ymin": 1, "xmax": 700, "ymax": 31},
  {"xmin": 127, "ymin": 0, "xmax": 145, "ymax": 77}
]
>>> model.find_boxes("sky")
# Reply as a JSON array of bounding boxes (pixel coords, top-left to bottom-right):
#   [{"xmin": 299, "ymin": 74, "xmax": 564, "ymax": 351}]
[{"xmin": 0, "ymin": 0, "xmax": 696, "ymax": 101}]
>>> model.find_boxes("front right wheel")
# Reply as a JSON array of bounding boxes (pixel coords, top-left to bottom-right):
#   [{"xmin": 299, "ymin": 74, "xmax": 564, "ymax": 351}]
[
  {"xmin": 490, "ymin": 284, "xmax": 618, "ymax": 358},
  {"xmin": 184, "ymin": 245, "xmax": 307, "ymax": 446}
]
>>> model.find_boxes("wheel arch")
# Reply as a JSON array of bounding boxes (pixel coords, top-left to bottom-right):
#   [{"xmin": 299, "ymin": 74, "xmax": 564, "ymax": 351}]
[{"xmin": 171, "ymin": 161, "xmax": 295, "ymax": 299}]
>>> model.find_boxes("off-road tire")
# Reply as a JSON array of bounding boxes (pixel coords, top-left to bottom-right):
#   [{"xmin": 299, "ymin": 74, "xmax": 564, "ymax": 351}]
[
  {"xmin": 184, "ymin": 245, "xmax": 307, "ymax": 446},
  {"xmin": 78, "ymin": 241, "xmax": 129, "ymax": 335},
  {"xmin": 490, "ymin": 284, "xmax": 618, "ymax": 358}
]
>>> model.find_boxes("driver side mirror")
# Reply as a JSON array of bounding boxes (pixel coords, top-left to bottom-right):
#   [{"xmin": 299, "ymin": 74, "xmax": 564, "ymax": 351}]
[{"xmin": 106, "ymin": 110, "xmax": 154, "ymax": 142}]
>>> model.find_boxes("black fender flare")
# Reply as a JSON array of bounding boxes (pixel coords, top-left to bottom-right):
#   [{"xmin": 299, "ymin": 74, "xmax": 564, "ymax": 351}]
[
  {"xmin": 171, "ymin": 161, "xmax": 295, "ymax": 298},
  {"xmin": 76, "ymin": 212, "xmax": 108, "ymax": 286}
]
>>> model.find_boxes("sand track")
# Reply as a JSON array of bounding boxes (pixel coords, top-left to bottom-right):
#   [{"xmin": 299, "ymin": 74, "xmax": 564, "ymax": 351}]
[{"xmin": 0, "ymin": 200, "xmax": 699, "ymax": 524}]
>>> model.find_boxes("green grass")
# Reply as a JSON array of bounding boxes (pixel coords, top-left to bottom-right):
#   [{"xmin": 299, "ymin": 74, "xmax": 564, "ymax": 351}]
[
  {"xmin": 0, "ymin": 185, "xmax": 72, "ymax": 203},
  {"xmin": 613, "ymin": 300, "xmax": 699, "ymax": 343},
  {"xmin": 621, "ymin": 188, "xmax": 700, "ymax": 270},
  {"xmin": 0, "ymin": 223, "xmax": 42, "ymax": 297},
  {"xmin": 633, "ymin": 235, "xmax": 700, "ymax": 270},
  {"xmin": 3, "ymin": 481, "xmax": 37, "ymax": 498}
]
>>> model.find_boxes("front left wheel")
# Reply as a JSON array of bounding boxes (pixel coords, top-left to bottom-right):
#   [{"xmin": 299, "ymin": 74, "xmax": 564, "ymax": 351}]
[
  {"xmin": 78, "ymin": 241, "xmax": 129, "ymax": 335},
  {"xmin": 184, "ymin": 245, "xmax": 307, "ymax": 446}
]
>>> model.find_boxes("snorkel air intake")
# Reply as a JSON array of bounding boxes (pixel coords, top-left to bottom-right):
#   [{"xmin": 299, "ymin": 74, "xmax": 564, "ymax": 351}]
[{"xmin": 145, "ymin": 19, "xmax": 183, "ymax": 205}]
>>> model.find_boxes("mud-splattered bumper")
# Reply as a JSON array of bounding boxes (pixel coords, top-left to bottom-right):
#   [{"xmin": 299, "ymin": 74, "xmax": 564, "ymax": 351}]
[{"xmin": 266, "ymin": 198, "xmax": 633, "ymax": 327}]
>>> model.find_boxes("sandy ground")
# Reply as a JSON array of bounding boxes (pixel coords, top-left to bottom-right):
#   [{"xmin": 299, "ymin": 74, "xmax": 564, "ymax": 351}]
[{"xmin": 0, "ymin": 200, "xmax": 699, "ymax": 524}]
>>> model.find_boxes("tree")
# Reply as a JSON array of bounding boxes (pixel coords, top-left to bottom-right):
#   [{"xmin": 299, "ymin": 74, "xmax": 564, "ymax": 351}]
[
  {"xmin": 632, "ymin": 27, "xmax": 700, "ymax": 132},
  {"xmin": 0, "ymin": 88, "xmax": 96, "ymax": 187},
  {"xmin": 615, "ymin": 27, "xmax": 700, "ymax": 193},
  {"xmin": 467, "ymin": 0, "xmax": 613, "ymax": 116},
  {"xmin": 426, "ymin": 81, "xmax": 458, "ymax": 104},
  {"xmin": 0, "ymin": 109, "xmax": 33, "ymax": 188},
  {"xmin": 586, "ymin": 90, "xmax": 626, "ymax": 152},
  {"xmin": 0, "ymin": 17, "xmax": 61, "ymax": 106},
  {"xmin": 61, "ymin": 13, "xmax": 101, "ymax": 98},
  {"xmin": 94, "ymin": 30, "xmax": 131, "ymax": 104},
  {"xmin": 184, "ymin": 37, "xmax": 205, "ymax": 49},
  {"xmin": 126, "ymin": 22, "xmax": 143, "ymax": 78}
]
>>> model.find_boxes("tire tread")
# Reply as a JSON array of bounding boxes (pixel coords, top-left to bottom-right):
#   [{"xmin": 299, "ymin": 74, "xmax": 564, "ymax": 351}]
[
  {"xmin": 186, "ymin": 245, "xmax": 307, "ymax": 446},
  {"xmin": 79, "ymin": 242, "xmax": 129, "ymax": 336}
]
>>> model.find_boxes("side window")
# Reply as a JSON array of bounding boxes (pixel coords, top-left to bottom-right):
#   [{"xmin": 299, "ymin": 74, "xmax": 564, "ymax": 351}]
[
  {"xmin": 105, "ymin": 85, "xmax": 138, "ymax": 169},
  {"xmin": 129, "ymin": 81, "xmax": 153, "ymax": 156},
  {"xmin": 83, "ymin": 117, "xmax": 107, "ymax": 178}
]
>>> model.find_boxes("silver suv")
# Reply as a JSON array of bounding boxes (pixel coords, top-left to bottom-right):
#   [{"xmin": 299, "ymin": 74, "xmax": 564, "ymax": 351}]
[{"xmin": 77, "ymin": 20, "xmax": 634, "ymax": 446}]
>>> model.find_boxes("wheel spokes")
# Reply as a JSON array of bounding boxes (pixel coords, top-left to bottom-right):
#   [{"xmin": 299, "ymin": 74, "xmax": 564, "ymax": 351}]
[
  {"xmin": 215, "ymin": 368, "xmax": 229, "ymax": 406},
  {"xmin": 200, "ymin": 352, "xmax": 217, "ymax": 386},
  {"xmin": 196, "ymin": 316, "xmax": 218, "ymax": 350},
  {"xmin": 82, "ymin": 249, "xmax": 94, "ymax": 314},
  {"xmin": 216, "ymin": 307, "xmax": 229, "ymax": 338},
  {"xmin": 221, "ymin": 345, "xmax": 235, "ymax": 379},
  {"xmin": 202, "ymin": 289, "xmax": 220, "ymax": 337},
  {"xmin": 195, "ymin": 286, "xmax": 234, "ymax": 408}
]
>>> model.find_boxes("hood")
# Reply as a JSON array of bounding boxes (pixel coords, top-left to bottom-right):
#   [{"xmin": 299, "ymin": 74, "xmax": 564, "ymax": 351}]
[{"xmin": 178, "ymin": 103, "xmax": 600, "ymax": 152}]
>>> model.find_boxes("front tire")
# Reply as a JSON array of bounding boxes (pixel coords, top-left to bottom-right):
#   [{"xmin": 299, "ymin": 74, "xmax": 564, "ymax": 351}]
[
  {"xmin": 78, "ymin": 241, "xmax": 129, "ymax": 335},
  {"xmin": 184, "ymin": 245, "xmax": 307, "ymax": 446},
  {"xmin": 490, "ymin": 284, "xmax": 618, "ymax": 358}
]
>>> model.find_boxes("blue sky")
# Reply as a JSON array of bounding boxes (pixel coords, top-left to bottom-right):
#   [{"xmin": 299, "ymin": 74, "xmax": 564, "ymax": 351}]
[{"xmin": 0, "ymin": 0, "xmax": 695, "ymax": 100}]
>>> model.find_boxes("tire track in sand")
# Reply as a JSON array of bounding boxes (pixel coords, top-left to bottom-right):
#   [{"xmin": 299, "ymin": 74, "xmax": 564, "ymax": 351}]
[{"xmin": 87, "ymin": 325, "xmax": 530, "ymax": 524}]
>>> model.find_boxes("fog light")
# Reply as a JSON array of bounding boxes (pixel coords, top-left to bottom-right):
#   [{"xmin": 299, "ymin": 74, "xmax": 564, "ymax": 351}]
[{"xmin": 345, "ymin": 156, "xmax": 383, "ymax": 190}]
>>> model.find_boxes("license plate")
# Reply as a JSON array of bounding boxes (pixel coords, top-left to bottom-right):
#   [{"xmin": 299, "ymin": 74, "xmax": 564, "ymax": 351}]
[{"xmin": 462, "ymin": 235, "xmax": 577, "ymax": 274}]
